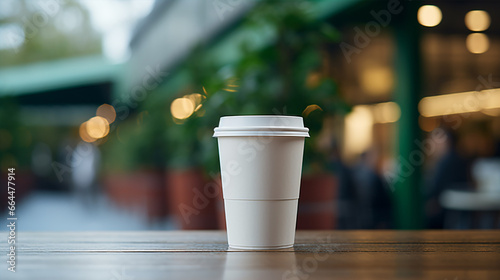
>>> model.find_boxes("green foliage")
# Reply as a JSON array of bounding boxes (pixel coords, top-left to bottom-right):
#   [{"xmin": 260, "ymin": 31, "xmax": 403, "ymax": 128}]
[
  {"xmin": 193, "ymin": 2, "xmax": 349, "ymax": 173},
  {"xmin": 164, "ymin": 108, "xmax": 204, "ymax": 170},
  {"xmin": 0, "ymin": 97, "xmax": 32, "ymax": 169},
  {"xmin": 102, "ymin": 109, "xmax": 166, "ymax": 172},
  {"xmin": 102, "ymin": 1, "xmax": 350, "ymax": 174}
]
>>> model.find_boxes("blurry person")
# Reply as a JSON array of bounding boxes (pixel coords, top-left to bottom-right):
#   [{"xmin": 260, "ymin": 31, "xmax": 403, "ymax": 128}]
[
  {"xmin": 425, "ymin": 128, "xmax": 470, "ymax": 229},
  {"xmin": 352, "ymin": 148, "xmax": 392, "ymax": 229},
  {"xmin": 71, "ymin": 141, "xmax": 100, "ymax": 207},
  {"xmin": 424, "ymin": 121, "xmax": 497, "ymax": 229},
  {"xmin": 327, "ymin": 141, "xmax": 356, "ymax": 229}
]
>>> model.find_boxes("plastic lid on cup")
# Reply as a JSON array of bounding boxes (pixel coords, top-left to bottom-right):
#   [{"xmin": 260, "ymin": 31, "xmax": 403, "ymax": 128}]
[{"xmin": 213, "ymin": 115, "xmax": 310, "ymax": 137}]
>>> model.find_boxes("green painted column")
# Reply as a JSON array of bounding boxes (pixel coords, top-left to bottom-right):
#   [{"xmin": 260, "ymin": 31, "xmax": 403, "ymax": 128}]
[{"xmin": 393, "ymin": 1, "xmax": 424, "ymax": 229}]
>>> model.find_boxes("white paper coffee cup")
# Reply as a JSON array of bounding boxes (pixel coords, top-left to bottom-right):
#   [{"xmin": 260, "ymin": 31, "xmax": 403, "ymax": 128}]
[{"xmin": 213, "ymin": 116, "xmax": 309, "ymax": 249}]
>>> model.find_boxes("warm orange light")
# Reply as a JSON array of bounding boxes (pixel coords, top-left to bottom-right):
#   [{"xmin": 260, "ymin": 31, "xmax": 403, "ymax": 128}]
[
  {"xmin": 171, "ymin": 97, "xmax": 195, "ymax": 120},
  {"xmin": 466, "ymin": 33, "xmax": 489, "ymax": 54},
  {"xmin": 465, "ymin": 10, "xmax": 490, "ymax": 32},
  {"xmin": 96, "ymin": 104, "xmax": 116, "ymax": 124},
  {"xmin": 186, "ymin": 93, "xmax": 204, "ymax": 112},
  {"xmin": 86, "ymin": 116, "xmax": 110, "ymax": 139},
  {"xmin": 418, "ymin": 116, "xmax": 440, "ymax": 132},
  {"xmin": 361, "ymin": 67, "xmax": 394, "ymax": 96},
  {"xmin": 419, "ymin": 88, "xmax": 500, "ymax": 117},
  {"xmin": 79, "ymin": 122, "xmax": 96, "ymax": 143},
  {"xmin": 223, "ymin": 77, "xmax": 239, "ymax": 92},
  {"xmin": 344, "ymin": 106, "xmax": 373, "ymax": 157},
  {"xmin": 372, "ymin": 102, "xmax": 401, "ymax": 123},
  {"xmin": 418, "ymin": 5, "xmax": 442, "ymax": 27}
]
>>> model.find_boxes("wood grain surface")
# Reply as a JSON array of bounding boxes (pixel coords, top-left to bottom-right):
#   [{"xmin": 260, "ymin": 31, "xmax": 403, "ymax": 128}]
[{"xmin": 1, "ymin": 230, "xmax": 499, "ymax": 279}]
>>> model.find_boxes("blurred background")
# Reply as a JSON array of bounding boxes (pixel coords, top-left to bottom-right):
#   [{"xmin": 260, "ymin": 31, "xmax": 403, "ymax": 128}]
[{"xmin": 1, "ymin": 0, "xmax": 499, "ymax": 231}]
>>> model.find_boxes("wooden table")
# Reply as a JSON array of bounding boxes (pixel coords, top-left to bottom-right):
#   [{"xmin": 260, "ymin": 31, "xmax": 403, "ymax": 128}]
[{"xmin": 1, "ymin": 230, "xmax": 500, "ymax": 279}]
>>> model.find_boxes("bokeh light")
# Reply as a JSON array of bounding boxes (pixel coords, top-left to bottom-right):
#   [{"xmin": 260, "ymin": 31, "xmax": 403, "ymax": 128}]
[
  {"xmin": 361, "ymin": 66, "xmax": 394, "ymax": 96},
  {"xmin": 418, "ymin": 89, "xmax": 500, "ymax": 117},
  {"xmin": 466, "ymin": 33, "xmax": 489, "ymax": 54},
  {"xmin": 96, "ymin": 103, "xmax": 116, "ymax": 124},
  {"xmin": 171, "ymin": 97, "xmax": 195, "ymax": 120},
  {"xmin": 418, "ymin": 5, "xmax": 442, "ymax": 27},
  {"xmin": 86, "ymin": 116, "xmax": 110, "ymax": 139},
  {"xmin": 186, "ymin": 93, "xmax": 204, "ymax": 112},
  {"xmin": 223, "ymin": 77, "xmax": 239, "ymax": 92},
  {"xmin": 372, "ymin": 102, "xmax": 401, "ymax": 123},
  {"xmin": 465, "ymin": 10, "xmax": 490, "ymax": 32},
  {"xmin": 79, "ymin": 122, "xmax": 96, "ymax": 143},
  {"xmin": 344, "ymin": 106, "xmax": 373, "ymax": 157}
]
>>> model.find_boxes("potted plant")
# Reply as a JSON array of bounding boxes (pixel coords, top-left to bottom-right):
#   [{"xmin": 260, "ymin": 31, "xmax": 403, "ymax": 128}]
[
  {"xmin": 101, "ymin": 111, "xmax": 166, "ymax": 222},
  {"xmin": 163, "ymin": 89, "xmax": 219, "ymax": 230},
  {"xmin": 195, "ymin": 2, "xmax": 349, "ymax": 229}
]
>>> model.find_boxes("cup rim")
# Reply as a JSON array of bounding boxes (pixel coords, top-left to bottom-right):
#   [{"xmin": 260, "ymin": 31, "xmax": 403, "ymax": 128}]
[
  {"xmin": 214, "ymin": 126, "xmax": 309, "ymax": 132},
  {"xmin": 214, "ymin": 115, "xmax": 310, "ymax": 137}
]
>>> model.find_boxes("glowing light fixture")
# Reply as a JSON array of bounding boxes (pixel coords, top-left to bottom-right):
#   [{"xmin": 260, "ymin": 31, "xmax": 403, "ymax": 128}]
[
  {"xmin": 344, "ymin": 106, "xmax": 373, "ymax": 157},
  {"xmin": 465, "ymin": 10, "xmax": 490, "ymax": 32},
  {"xmin": 466, "ymin": 33, "xmax": 489, "ymax": 54},
  {"xmin": 341, "ymin": 101, "xmax": 401, "ymax": 160},
  {"xmin": 418, "ymin": 88, "xmax": 500, "ymax": 117},
  {"xmin": 418, "ymin": 5, "xmax": 442, "ymax": 27}
]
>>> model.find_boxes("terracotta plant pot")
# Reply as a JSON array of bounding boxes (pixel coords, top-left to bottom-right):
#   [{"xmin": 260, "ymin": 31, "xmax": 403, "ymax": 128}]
[
  {"xmin": 166, "ymin": 168, "xmax": 218, "ymax": 230},
  {"xmin": 297, "ymin": 173, "xmax": 338, "ymax": 229},
  {"xmin": 212, "ymin": 174, "xmax": 226, "ymax": 230},
  {"xmin": 103, "ymin": 170, "xmax": 166, "ymax": 220}
]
